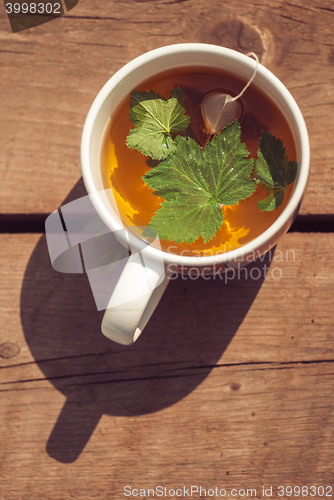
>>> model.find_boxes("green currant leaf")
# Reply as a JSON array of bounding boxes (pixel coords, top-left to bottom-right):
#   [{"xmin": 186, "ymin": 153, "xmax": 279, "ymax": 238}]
[
  {"xmin": 142, "ymin": 120, "xmax": 257, "ymax": 244},
  {"xmin": 256, "ymin": 130, "xmax": 297, "ymax": 211},
  {"xmin": 126, "ymin": 88, "xmax": 190, "ymax": 160}
]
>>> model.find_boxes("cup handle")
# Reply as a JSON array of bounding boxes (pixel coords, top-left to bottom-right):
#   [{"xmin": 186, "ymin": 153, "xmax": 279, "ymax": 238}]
[{"xmin": 101, "ymin": 251, "xmax": 170, "ymax": 345}]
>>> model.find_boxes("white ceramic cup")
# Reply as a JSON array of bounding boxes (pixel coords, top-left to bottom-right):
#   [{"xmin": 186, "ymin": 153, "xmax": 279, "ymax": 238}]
[{"xmin": 81, "ymin": 43, "xmax": 310, "ymax": 346}]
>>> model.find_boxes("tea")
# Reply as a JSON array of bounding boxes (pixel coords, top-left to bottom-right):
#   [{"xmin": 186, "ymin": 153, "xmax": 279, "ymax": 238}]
[{"xmin": 101, "ymin": 66, "xmax": 296, "ymax": 256}]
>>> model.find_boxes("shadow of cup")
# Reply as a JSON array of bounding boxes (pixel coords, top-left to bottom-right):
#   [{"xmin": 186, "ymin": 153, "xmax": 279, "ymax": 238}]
[{"xmin": 20, "ymin": 178, "xmax": 272, "ymax": 463}]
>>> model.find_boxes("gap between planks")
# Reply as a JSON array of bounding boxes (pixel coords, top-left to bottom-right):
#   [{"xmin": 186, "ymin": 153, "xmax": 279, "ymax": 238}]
[{"xmin": 0, "ymin": 214, "xmax": 334, "ymax": 233}]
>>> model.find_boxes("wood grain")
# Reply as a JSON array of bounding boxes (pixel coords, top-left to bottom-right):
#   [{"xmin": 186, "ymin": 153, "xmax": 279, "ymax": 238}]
[
  {"xmin": 1, "ymin": 0, "xmax": 334, "ymax": 215},
  {"xmin": 1, "ymin": 0, "xmax": 334, "ymax": 496},
  {"xmin": 1, "ymin": 232, "xmax": 334, "ymax": 496},
  {"xmin": 1, "ymin": 363, "xmax": 334, "ymax": 498}
]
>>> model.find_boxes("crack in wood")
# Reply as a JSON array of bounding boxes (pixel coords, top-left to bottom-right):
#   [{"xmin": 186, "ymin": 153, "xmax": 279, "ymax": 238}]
[
  {"xmin": 2, "ymin": 359, "xmax": 334, "ymax": 388},
  {"xmin": 59, "ymin": 15, "xmax": 124, "ymax": 20},
  {"xmin": 285, "ymin": 2, "xmax": 317, "ymax": 13},
  {"xmin": 0, "ymin": 352, "xmax": 124, "ymax": 370},
  {"xmin": 279, "ymin": 14, "xmax": 311, "ymax": 25},
  {"xmin": 60, "ymin": 15, "xmax": 169, "ymax": 23},
  {"xmin": 317, "ymin": 7, "xmax": 334, "ymax": 13},
  {"xmin": 0, "ymin": 49, "xmax": 33, "ymax": 54}
]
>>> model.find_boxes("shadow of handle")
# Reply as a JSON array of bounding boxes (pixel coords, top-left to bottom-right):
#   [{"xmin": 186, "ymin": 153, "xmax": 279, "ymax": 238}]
[{"xmin": 46, "ymin": 399, "xmax": 102, "ymax": 463}]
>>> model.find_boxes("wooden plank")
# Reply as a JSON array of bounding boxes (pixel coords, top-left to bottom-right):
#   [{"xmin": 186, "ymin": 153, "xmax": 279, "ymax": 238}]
[
  {"xmin": 0, "ymin": 0, "xmax": 333, "ymax": 215},
  {"xmin": 1, "ymin": 232, "xmax": 334, "ymax": 493},
  {"xmin": 1, "ymin": 362, "xmax": 334, "ymax": 499},
  {"xmin": 0, "ymin": 232, "xmax": 333, "ymax": 375}
]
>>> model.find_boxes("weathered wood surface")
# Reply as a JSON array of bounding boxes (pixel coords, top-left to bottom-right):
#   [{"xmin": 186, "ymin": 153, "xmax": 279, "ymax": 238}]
[
  {"xmin": 0, "ymin": 0, "xmax": 334, "ymax": 215},
  {"xmin": 1, "ymin": 233, "xmax": 334, "ymax": 497},
  {"xmin": 1, "ymin": 0, "xmax": 334, "ymax": 498}
]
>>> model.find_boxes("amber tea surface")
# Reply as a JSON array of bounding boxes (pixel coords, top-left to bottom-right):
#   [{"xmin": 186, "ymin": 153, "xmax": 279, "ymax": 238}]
[{"xmin": 101, "ymin": 66, "xmax": 296, "ymax": 256}]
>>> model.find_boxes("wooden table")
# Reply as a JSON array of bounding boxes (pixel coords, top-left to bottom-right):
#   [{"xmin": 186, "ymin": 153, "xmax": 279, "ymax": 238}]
[{"xmin": 1, "ymin": 0, "xmax": 334, "ymax": 498}]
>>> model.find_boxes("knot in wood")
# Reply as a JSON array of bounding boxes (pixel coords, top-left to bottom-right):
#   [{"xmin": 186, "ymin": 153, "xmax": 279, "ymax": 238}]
[{"xmin": 0, "ymin": 342, "xmax": 20, "ymax": 358}]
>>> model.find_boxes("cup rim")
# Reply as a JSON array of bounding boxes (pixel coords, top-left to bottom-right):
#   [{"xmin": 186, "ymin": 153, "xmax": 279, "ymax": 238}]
[{"xmin": 81, "ymin": 42, "xmax": 310, "ymax": 266}]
